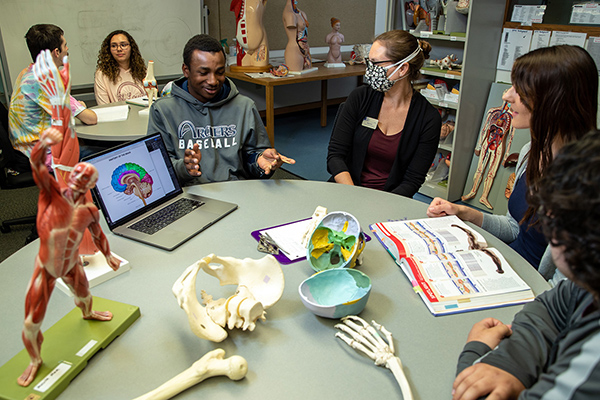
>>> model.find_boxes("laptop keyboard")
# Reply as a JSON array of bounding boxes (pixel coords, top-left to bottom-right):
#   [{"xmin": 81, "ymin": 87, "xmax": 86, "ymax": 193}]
[{"xmin": 129, "ymin": 198, "xmax": 205, "ymax": 235}]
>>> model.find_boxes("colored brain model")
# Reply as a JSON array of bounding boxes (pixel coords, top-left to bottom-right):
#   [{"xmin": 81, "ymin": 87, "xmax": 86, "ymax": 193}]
[{"xmin": 111, "ymin": 163, "xmax": 153, "ymax": 205}]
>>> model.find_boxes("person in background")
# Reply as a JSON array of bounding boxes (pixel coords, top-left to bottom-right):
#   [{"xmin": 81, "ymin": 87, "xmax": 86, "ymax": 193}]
[
  {"xmin": 94, "ymin": 30, "xmax": 146, "ymax": 104},
  {"xmin": 427, "ymin": 45, "xmax": 598, "ymax": 282},
  {"xmin": 9, "ymin": 24, "xmax": 97, "ymax": 160},
  {"xmin": 327, "ymin": 29, "xmax": 441, "ymax": 198},
  {"xmin": 452, "ymin": 130, "xmax": 600, "ymax": 400},
  {"xmin": 147, "ymin": 34, "xmax": 294, "ymax": 184}
]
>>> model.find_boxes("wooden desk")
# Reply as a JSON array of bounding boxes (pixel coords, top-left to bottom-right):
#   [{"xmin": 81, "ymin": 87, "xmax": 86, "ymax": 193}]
[{"xmin": 226, "ymin": 64, "xmax": 366, "ymax": 145}]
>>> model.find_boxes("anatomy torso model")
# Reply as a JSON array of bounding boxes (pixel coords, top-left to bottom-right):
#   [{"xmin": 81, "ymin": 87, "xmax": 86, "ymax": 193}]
[
  {"xmin": 325, "ymin": 18, "xmax": 345, "ymax": 65},
  {"xmin": 283, "ymin": 0, "xmax": 311, "ymax": 72},
  {"xmin": 461, "ymin": 100, "xmax": 515, "ymax": 209},
  {"xmin": 143, "ymin": 60, "xmax": 158, "ymax": 107},
  {"xmin": 230, "ymin": 0, "xmax": 269, "ymax": 69}
]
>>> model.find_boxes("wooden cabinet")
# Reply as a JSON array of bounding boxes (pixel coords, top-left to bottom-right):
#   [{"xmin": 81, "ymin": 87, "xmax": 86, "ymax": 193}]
[{"xmin": 396, "ymin": 0, "xmax": 506, "ymax": 201}]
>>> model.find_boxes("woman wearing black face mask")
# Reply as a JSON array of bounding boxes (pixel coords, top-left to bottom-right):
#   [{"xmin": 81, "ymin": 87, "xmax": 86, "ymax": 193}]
[{"xmin": 327, "ymin": 30, "xmax": 440, "ymax": 198}]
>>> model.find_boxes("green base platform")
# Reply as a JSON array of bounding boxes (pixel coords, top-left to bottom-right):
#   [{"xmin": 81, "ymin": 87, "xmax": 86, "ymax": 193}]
[{"xmin": 0, "ymin": 297, "xmax": 140, "ymax": 400}]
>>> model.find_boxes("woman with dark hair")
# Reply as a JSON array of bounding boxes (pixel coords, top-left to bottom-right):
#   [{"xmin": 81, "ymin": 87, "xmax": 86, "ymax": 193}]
[
  {"xmin": 427, "ymin": 45, "xmax": 598, "ymax": 280},
  {"xmin": 327, "ymin": 30, "xmax": 441, "ymax": 198},
  {"xmin": 94, "ymin": 30, "xmax": 147, "ymax": 104}
]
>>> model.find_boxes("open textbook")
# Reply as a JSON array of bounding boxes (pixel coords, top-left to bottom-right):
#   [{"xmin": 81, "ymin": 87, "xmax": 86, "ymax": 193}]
[{"xmin": 370, "ymin": 216, "xmax": 534, "ymax": 316}]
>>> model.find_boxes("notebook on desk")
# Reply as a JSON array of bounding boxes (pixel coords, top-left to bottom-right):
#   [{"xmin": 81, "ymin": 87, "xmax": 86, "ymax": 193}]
[{"xmin": 82, "ymin": 133, "xmax": 237, "ymax": 251}]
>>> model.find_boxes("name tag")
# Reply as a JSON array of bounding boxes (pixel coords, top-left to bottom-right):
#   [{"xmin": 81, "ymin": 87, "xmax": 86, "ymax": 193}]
[{"xmin": 362, "ymin": 116, "xmax": 378, "ymax": 130}]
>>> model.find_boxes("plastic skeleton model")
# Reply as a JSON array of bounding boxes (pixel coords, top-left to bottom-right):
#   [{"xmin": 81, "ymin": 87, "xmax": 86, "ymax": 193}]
[
  {"xmin": 231, "ymin": 0, "xmax": 269, "ymax": 67},
  {"xmin": 18, "ymin": 127, "xmax": 120, "ymax": 386},
  {"xmin": 429, "ymin": 54, "xmax": 460, "ymax": 70},
  {"xmin": 335, "ymin": 316, "xmax": 413, "ymax": 400},
  {"xmin": 133, "ymin": 349, "xmax": 247, "ymax": 400},
  {"xmin": 143, "ymin": 60, "xmax": 158, "ymax": 107},
  {"xmin": 348, "ymin": 44, "xmax": 370, "ymax": 65},
  {"xmin": 462, "ymin": 100, "xmax": 514, "ymax": 209},
  {"xmin": 300, "ymin": 205, "xmax": 328, "ymax": 248},
  {"xmin": 172, "ymin": 254, "xmax": 284, "ymax": 342},
  {"xmin": 283, "ymin": 0, "xmax": 311, "ymax": 71}
]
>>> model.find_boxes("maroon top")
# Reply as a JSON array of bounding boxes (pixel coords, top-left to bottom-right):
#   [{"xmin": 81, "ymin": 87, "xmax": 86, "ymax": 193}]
[{"xmin": 360, "ymin": 127, "xmax": 402, "ymax": 190}]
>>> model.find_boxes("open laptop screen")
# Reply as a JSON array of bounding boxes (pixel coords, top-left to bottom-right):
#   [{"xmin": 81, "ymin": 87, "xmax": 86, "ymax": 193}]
[{"xmin": 83, "ymin": 133, "xmax": 182, "ymax": 228}]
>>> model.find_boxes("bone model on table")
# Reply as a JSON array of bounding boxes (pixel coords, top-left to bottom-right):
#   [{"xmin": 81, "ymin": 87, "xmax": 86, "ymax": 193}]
[
  {"xmin": 132, "ymin": 349, "xmax": 248, "ymax": 400},
  {"xmin": 172, "ymin": 254, "xmax": 284, "ymax": 342},
  {"xmin": 143, "ymin": 60, "xmax": 158, "ymax": 107},
  {"xmin": 335, "ymin": 316, "xmax": 413, "ymax": 400}
]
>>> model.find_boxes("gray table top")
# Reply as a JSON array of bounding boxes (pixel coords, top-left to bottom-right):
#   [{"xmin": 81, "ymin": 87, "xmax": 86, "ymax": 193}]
[
  {"xmin": 0, "ymin": 180, "xmax": 550, "ymax": 399},
  {"xmin": 75, "ymin": 101, "xmax": 149, "ymax": 141}
]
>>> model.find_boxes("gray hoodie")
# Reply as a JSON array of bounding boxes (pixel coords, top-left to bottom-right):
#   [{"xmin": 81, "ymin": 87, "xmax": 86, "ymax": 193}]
[{"xmin": 147, "ymin": 76, "xmax": 270, "ymax": 185}]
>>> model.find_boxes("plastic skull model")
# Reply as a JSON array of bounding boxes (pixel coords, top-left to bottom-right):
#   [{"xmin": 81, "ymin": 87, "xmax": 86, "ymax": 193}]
[
  {"xmin": 172, "ymin": 254, "xmax": 285, "ymax": 342},
  {"xmin": 307, "ymin": 211, "xmax": 366, "ymax": 272}
]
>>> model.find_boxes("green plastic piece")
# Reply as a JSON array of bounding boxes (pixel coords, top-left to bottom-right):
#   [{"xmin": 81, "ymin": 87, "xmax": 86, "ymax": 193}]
[{"xmin": 0, "ymin": 297, "xmax": 140, "ymax": 400}]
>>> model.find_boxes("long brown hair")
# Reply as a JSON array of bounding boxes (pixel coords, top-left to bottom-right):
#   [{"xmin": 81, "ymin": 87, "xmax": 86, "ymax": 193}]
[
  {"xmin": 374, "ymin": 30, "xmax": 431, "ymax": 83},
  {"xmin": 96, "ymin": 30, "xmax": 146, "ymax": 84},
  {"xmin": 511, "ymin": 45, "xmax": 598, "ymax": 223}
]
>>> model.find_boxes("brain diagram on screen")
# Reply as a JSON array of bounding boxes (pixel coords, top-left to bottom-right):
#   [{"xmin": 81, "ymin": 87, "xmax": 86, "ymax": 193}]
[{"xmin": 111, "ymin": 163, "xmax": 154, "ymax": 206}]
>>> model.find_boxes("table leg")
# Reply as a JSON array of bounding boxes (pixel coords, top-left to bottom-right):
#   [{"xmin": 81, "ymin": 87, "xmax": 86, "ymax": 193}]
[
  {"xmin": 265, "ymin": 86, "xmax": 275, "ymax": 146},
  {"xmin": 320, "ymin": 80, "xmax": 328, "ymax": 127}
]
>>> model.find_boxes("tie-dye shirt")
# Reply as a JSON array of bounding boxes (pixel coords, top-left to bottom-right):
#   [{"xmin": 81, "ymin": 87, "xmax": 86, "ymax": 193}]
[{"xmin": 8, "ymin": 64, "xmax": 85, "ymax": 157}]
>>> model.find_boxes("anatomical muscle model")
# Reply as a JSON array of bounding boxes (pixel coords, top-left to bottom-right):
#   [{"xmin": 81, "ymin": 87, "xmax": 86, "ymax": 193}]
[
  {"xmin": 17, "ymin": 50, "xmax": 121, "ymax": 387},
  {"xmin": 462, "ymin": 100, "xmax": 515, "ymax": 209},
  {"xmin": 230, "ymin": 0, "xmax": 270, "ymax": 70},
  {"xmin": 172, "ymin": 254, "xmax": 284, "ymax": 342}
]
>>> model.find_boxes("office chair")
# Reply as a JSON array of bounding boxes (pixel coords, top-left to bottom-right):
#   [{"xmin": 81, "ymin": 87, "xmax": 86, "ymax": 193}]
[{"xmin": 0, "ymin": 103, "xmax": 38, "ymax": 234}]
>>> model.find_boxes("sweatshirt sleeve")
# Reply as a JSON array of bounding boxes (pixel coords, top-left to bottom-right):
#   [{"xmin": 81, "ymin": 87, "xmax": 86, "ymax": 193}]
[
  {"xmin": 94, "ymin": 70, "xmax": 111, "ymax": 105},
  {"xmin": 240, "ymin": 102, "xmax": 271, "ymax": 179},
  {"xmin": 475, "ymin": 282, "xmax": 572, "ymax": 389}
]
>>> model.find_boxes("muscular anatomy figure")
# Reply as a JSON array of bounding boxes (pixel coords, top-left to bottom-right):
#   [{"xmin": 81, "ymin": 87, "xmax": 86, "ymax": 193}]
[
  {"xmin": 283, "ymin": 0, "xmax": 311, "ymax": 71},
  {"xmin": 18, "ymin": 128, "xmax": 120, "ymax": 387},
  {"xmin": 230, "ymin": 0, "xmax": 269, "ymax": 68},
  {"xmin": 461, "ymin": 101, "xmax": 514, "ymax": 209}
]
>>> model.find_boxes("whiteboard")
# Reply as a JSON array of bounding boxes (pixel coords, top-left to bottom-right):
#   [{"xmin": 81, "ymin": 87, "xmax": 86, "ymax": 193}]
[{"xmin": 0, "ymin": 0, "xmax": 202, "ymax": 90}]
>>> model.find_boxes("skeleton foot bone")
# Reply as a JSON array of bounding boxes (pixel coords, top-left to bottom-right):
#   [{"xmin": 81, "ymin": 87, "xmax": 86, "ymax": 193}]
[
  {"xmin": 172, "ymin": 254, "xmax": 284, "ymax": 342},
  {"xmin": 335, "ymin": 316, "xmax": 413, "ymax": 400},
  {"xmin": 132, "ymin": 349, "xmax": 247, "ymax": 400}
]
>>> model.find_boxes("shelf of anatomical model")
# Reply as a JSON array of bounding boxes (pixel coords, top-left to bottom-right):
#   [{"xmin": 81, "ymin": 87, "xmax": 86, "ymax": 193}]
[
  {"xmin": 420, "ymin": 67, "xmax": 462, "ymax": 80},
  {"xmin": 420, "ymin": 180, "xmax": 448, "ymax": 199},
  {"xmin": 410, "ymin": 30, "xmax": 467, "ymax": 42}
]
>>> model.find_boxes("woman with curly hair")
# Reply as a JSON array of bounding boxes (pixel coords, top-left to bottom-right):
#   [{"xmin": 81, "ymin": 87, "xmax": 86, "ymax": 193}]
[{"xmin": 94, "ymin": 30, "xmax": 146, "ymax": 104}]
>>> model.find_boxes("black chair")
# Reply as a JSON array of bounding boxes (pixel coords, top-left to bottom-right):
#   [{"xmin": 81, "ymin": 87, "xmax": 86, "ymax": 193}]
[{"xmin": 0, "ymin": 103, "xmax": 37, "ymax": 234}]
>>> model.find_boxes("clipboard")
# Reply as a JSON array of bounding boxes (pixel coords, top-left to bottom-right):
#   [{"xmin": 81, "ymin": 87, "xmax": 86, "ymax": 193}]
[{"xmin": 251, "ymin": 218, "xmax": 372, "ymax": 265}]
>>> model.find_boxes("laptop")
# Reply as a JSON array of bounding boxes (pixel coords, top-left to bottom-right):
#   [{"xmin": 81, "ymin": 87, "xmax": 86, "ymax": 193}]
[{"xmin": 82, "ymin": 133, "xmax": 237, "ymax": 251}]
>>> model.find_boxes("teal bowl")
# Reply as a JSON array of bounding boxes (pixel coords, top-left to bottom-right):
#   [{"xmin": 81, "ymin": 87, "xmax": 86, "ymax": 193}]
[{"xmin": 298, "ymin": 268, "xmax": 372, "ymax": 319}]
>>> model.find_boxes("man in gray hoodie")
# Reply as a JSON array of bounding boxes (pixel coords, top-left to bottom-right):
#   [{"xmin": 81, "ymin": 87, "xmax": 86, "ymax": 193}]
[
  {"xmin": 148, "ymin": 34, "xmax": 294, "ymax": 185},
  {"xmin": 452, "ymin": 130, "xmax": 600, "ymax": 400}
]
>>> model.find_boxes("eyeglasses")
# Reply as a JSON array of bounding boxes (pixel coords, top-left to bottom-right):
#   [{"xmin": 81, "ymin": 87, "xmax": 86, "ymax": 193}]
[
  {"xmin": 110, "ymin": 42, "xmax": 130, "ymax": 50},
  {"xmin": 366, "ymin": 58, "xmax": 394, "ymax": 65}
]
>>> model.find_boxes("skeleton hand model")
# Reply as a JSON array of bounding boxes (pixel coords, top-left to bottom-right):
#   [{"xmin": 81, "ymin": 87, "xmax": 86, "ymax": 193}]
[
  {"xmin": 143, "ymin": 61, "xmax": 158, "ymax": 107},
  {"xmin": 133, "ymin": 349, "xmax": 248, "ymax": 400},
  {"xmin": 335, "ymin": 316, "xmax": 413, "ymax": 400},
  {"xmin": 172, "ymin": 254, "xmax": 284, "ymax": 342}
]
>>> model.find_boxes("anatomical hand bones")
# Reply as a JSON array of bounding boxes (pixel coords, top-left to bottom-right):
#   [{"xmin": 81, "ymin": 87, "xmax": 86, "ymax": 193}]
[
  {"xmin": 172, "ymin": 254, "xmax": 284, "ymax": 342},
  {"xmin": 335, "ymin": 316, "xmax": 413, "ymax": 400}
]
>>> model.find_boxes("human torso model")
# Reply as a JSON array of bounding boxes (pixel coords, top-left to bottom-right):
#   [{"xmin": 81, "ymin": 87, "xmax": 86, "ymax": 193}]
[
  {"xmin": 143, "ymin": 60, "xmax": 158, "ymax": 107},
  {"xmin": 462, "ymin": 100, "xmax": 515, "ymax": 209},
  {"xmin": 282, "ymin": 0, "xmax": 311, "ymax": 71},
  {"xmin": 325, "ymin": 18, "xmax": 345, "ymax": 65},
  {"xmin": 230, "ymin": 0, "xmax": 269, "ymax": 69}
]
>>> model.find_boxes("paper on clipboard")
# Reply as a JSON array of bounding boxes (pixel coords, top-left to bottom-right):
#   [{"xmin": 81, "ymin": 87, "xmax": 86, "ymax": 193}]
[{"xmin": 259, "ymin": 219, "xmax": 311, "ymax": 261}]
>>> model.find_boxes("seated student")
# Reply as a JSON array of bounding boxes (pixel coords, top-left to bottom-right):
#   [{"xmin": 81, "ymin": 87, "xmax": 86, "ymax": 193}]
[
  {"xmin": 452, "ymin": 130, "xmax": 600, "ymax": 400},
  {"xmin": 427, "ymin": 45, "xmax": 598, "ymax": 278},
  {"xmin": 94, "ymin": 30, "xmax": 147, "ymax": 104},
  {"xmin": 326, "ymin": 29, "xmax": 441, "ymax": 198},
  {"xmin": 9, "ymin": 24, "xmax": 97, "ymax": 159},
  {"xmin": 147, "ymin": 34, "xmax": 294, "ymax": 184}
]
